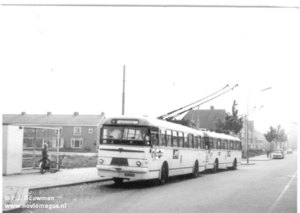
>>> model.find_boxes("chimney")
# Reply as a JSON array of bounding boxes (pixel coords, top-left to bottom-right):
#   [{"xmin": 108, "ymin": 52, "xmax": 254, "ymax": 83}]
[
  {"xmin": 47, "ymin": 112, "xmax": 52, "ymax": 115},
  {"xmin": 210, "ymin": 106, "xmax": 214, "ymax": 110},
  {"xmin": 74, "ymin": 112, "xmax": 79, "ymax": 116},
  {"xmin": 21, "ymin": 112, "xmax": 26, "ymax": 115}
]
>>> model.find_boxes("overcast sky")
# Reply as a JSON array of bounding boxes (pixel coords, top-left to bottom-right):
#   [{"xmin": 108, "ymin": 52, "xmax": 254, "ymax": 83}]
[{"xmin": 1, "ymin": 0, "xmax": 299, "ymax": 133}]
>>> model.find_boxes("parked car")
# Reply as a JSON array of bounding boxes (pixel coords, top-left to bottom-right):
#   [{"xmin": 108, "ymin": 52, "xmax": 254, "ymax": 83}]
[
  {"xmin": 287, "ymin": 148, "xmax": 293, "ymax": 154},
  {"xmin": 272, "ymin": 150, "xmax": 284, "ymax": 159}
]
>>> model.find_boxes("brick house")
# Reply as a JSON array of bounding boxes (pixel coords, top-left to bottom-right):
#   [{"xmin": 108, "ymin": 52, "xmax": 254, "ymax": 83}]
[
  {"xmin": 183, "ymin": 106, "xmax": 227, "ymax": 130},
  {"xmin": 2, "ymin": 112, "xmax": 106, "ymax": 152}
]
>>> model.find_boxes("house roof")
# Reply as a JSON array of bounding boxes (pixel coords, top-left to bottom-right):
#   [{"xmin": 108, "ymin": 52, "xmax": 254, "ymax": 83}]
[
  {"xmin": 2, "ymin": 113, "xmax": 106, "ymax": 126},
  {"xmin": 183, "ymin": 109, "xmax": 227, "ymax": 130}
]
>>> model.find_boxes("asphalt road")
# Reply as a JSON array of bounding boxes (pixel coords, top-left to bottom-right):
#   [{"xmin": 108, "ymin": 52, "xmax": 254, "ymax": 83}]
[{"xmin": 24, "ymin": 152, "xmax": 297, "ymax": 213}]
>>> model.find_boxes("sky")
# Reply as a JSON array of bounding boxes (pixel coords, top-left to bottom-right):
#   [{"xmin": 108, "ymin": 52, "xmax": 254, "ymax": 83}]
[{"xmin": 0, "ymin": 0, "xmax": 299, "ymax": 134}]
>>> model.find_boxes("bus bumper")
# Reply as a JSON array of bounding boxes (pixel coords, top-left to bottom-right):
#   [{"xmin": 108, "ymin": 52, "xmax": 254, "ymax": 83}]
[
  {"xmin": 96, "ymin": 165, "xmax": 157, "ymax": 180},
  {"xmin": 97, "ymin": 165, "xmax": 148, "ymax": 173}
]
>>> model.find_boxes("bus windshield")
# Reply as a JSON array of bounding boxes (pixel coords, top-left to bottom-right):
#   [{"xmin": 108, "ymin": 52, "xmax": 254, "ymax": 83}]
[{"xmin": 101, "ymin": 126, "xmax": 151, "ymax": 146}]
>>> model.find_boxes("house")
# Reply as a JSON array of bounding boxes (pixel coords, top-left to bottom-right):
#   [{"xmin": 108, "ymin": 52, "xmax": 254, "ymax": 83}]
[
  {"xmin": 239, "ymin": 120, "xmax": 265, "ymax": 150},
  {"xmin": 182, "ymin": 106, "xmax": 227, "ymax": 131},
  {"xmin": 2, "ymin": 112, "xmax": 106, "ymax": 152}
]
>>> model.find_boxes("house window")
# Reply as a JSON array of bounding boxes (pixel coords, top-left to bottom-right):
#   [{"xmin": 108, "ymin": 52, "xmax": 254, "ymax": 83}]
[
  {"xmin": 24, "ymin": 138, "xmax": 34, "ymax": 147},
  {"xmin": 89, "ymin": 128, "xmax": 93, "ymax": 134},
  {"xmin": 55, "ymin": 128, "xmax": 62, "ymax": 135},
  {"xmin": 71, "ymin": 138, "xmax": 83, "ymax": 148},
  {"xmin": 42, "ymin": 139, "xmax": 48, "ymax": 148},
  {"xmin": 74, "ymin": 127, "xmax": 81, "ymax": 135}
]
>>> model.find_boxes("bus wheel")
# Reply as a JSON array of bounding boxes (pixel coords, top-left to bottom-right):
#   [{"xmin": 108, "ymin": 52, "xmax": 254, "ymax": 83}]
[
  {"xmin": 159, "ymin": 162, "xmax": 169, "ymax": 185},
  {"xmin": 212, "ymin": 159, "xmax": 218, "ymax": 173},
  {"xmin": 192, "ymin": 161, "xmax": 199, "ymax": 178},
  {"xmin": 113, "ymin": 178, "xmax": 124, "ymax": 185}
]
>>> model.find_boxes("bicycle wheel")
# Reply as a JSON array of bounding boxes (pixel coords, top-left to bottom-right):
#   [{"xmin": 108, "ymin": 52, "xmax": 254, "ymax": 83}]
[
  {"xmin": 50, "ymin": 161, "xmax": 58, "ymax": 172},
  {"xmin": 40, "ymin": 162, "xmax": 46, "ymax": 174}
]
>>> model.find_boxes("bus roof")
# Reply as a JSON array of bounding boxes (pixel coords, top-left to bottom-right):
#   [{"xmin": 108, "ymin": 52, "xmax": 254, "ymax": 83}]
[
  {"xmin": 103, "ymin": 116, "xmax": 205, "ymax": 136},
  {"xmin": 202, "ymin": 131, "xmax": 240, "ymax": 141}
]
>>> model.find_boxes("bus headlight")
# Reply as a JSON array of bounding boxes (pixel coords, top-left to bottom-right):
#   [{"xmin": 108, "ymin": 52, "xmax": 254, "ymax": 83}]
[
  {"xmin": 136, "ymin": 160, "xmax": 142, "ymax": 166},
  {"xmin": 99, "ymin": 158, "xmax": 104, "ymax": 164}
]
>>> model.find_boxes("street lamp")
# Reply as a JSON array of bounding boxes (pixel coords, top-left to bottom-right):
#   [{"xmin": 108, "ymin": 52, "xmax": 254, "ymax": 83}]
[{"xmin": 245, "ymin": 87, "xmax": 272, "ymax": 164}]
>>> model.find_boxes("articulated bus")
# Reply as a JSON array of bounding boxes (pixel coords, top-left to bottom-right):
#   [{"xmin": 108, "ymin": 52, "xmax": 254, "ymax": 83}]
[
  {"xmin": 97, "ymin": 116, "xmax": 207, "ymax": 184},
  {"xmin": 203, "ymin": 131, "xmax": 242, "ymax": 172}
]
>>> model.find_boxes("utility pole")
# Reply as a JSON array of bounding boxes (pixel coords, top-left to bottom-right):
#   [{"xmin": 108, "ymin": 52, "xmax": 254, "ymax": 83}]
[{"xmin": 122, "ymin": 65, "xmax": 125, "ymax": 115}]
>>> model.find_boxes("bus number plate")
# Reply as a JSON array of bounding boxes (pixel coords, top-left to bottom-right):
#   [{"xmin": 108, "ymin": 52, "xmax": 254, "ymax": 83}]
[{"xmin": 125, "ymin": 173, "xmax": 135, "ymax": 177}]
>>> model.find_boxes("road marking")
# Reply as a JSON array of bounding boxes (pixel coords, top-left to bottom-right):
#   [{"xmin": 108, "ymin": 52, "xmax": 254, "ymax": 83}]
[{"xmin": 268, "ymin": 171, "xmax": 297, "ymax": 213}]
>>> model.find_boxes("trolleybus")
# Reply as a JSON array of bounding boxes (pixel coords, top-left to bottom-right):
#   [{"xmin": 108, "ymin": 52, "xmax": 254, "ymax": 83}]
[
  {"xmin": 97, "ymin": 116, "xmax": 207, "ymax": 184},
  {"xmin": 203, "ymin": 131, "xmax": 242, "ymax": 173}
]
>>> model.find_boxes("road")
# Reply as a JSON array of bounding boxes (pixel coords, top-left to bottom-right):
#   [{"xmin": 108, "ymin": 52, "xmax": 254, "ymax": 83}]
[{"xmin": 25, "ymin": 153, "xmax": 297, "ymax": 213}]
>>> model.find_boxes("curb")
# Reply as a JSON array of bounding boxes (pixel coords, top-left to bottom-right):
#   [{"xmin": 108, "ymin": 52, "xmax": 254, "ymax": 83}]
[
  {"xmin": 242, "ymin": 157, "xmax": 272, "ymax": 161},
  {"xmin": 241, "ymin": 162, "xmax": 256, "ymax": 165},
  {"xmin": 30, "ymin": 178, "xmax": 113, "ymax": 191},
  {"xmin": 3, "ymin": 178, "xmax": 112, "ymax": 212}
]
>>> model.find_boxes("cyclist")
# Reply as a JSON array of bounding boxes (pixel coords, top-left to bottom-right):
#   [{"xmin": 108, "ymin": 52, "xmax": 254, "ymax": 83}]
[{"xmin": 39, "ymin": 144, "xmax": 51, "ymax": 168}]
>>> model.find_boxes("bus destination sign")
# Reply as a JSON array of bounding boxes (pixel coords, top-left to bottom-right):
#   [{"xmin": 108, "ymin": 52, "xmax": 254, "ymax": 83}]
[{"xmin": 111, "ymin": 119, "xmax": 139, "ymax": 125}]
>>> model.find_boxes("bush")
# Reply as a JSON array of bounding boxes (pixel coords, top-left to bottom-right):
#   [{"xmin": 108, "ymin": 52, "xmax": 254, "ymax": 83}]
[
  {"xmin": 22, "ymin": 154, "xmax": 97, "ymax": 169},
  {"xmin": 242, "ymin": 149, "xmax": 265, "ymax": 158}
]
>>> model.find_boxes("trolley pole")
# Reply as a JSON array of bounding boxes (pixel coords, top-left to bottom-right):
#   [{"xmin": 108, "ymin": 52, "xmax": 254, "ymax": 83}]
[{"xmin": 122, "ymin": 65, "xmax": 125, "ymax": 115}]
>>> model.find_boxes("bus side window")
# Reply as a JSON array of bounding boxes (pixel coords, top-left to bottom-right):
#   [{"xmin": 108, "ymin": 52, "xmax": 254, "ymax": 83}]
[
  {"xmin": 166, "ymin": 130, "xmax": 172, "ymax": 147},
  {"xmin": 201, "ymin": 137, "xmax": 205, "ymax": 149},
  {"xmin": 192, "ymin": 135, "xmax": 195, "ymax": 148},
  {"xmin": 195, "ymin": 136, "xmax": 199, "ymax": 149},
  {"xmin": 230, "ymin": 140, "xmax": 233, "ymax": 150},
  {"xmin": 217, "ymin": 139, "xmax": 221, "ymax": 149},
  {"xmin": 178, "ymin": 132, "xmax": 183, "ymax": 147},
  {"xmin": 151, "ymin": 133, "xmax": 158, "ymax": 146},
  {"xmin": 188, "ymin": 134, "xmax": 193, "ymax": 148},
  {"xmin": 221, "ymin": 139, "xmax": 225, "ymax": 149},
  {"xmin": 204, "ymin": 137, "xmax": 210, "ymax": 150},
  {"xmin": 172, "ymin": 131, "xmax": 178, "ymax": 147},
  {"xmin": 184, "ymin": 134, "xmax": 188, "ymax": 148},
  {"xmin": 160, "ymin": 130, "xmax": 166, "ymax": 146},
  {"xmin": 209, "ymin": 137, "xmax": 214, "ymax": 149}
]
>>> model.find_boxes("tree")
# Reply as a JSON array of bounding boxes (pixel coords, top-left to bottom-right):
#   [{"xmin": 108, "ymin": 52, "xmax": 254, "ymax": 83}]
[
  {"xmin": 275, "ymin": 125, "xmax": 288, "ymax": 149},
  {"xmin": 215, "ymin": 100, "xmax": 243, "ymax": 134},
  {"xmin": 264, "ymin": 126, "xmax": 277, "ymax": 156}
]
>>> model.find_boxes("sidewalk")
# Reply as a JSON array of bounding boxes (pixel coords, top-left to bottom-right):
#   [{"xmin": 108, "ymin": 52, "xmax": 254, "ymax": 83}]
[
  {"xmin": 2, "ymin": 167, "xmax": 111, "ymax": 212},
  {"xmin": 241, "ymin": 154, "xmax": 272, "ymax": 165}
]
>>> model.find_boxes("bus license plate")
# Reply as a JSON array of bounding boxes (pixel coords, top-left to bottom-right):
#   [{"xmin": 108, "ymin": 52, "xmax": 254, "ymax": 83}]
[{"xmin": 124, "ymin": 173, "xmax": 135, "ymax": 177}]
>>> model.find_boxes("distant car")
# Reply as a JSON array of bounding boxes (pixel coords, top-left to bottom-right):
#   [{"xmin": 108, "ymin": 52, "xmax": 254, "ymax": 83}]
[
  {"xmin": 287, "ymin": 148, "xmax": 293, "ymax": 154},
  {"xmin": 272, "ymin": 150, "xmax": 284, "ymax": 159}
]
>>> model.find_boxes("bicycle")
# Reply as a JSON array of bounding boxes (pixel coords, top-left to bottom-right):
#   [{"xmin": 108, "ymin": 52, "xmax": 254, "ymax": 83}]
[{"xmin": 39, "ymin": 156, "xmax": 59, "ymax": 174}]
